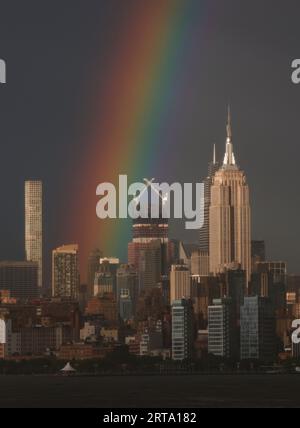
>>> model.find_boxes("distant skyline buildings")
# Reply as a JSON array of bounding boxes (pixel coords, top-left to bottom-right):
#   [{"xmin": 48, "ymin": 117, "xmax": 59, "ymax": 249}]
[
  {"xmin": 0, "ymin": 1, "xmax": 300, "ymax": 384},
  {"xmin": 0, "ymin": 109, "xmax": 298, "ymax": 369},
  {"xmin": 0, "ymin": 107, "xmax": 295, "ymax": 294},
  {"xmin": 251, "ymin": 240, "xmax": 266, "ymax": 263},
  {"xmin": 25, "ymin": 180, "xmax": 43, "ymax": 289},
  {"xmin": 0, "ymin": 261, "xmax": 38, "ymax": 300}
]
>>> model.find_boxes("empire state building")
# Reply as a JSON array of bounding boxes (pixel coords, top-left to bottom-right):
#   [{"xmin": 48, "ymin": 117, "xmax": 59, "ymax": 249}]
[{"xmin": 209, "ymin": 108, "xmax": 251, "ymax": 282}]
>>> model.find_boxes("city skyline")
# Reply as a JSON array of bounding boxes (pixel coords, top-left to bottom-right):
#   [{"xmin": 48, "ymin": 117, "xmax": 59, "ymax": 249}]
[
  {"xmin": 1, "ymin": 1, "xmax": 300, "ymax": 409},
  {"xmin": 0, "ymin": 108, "xmax": 296, "ymax": 285},
  {"xmin": 0, "ymin": 0, "xmax": 299, "ymax": 277}
]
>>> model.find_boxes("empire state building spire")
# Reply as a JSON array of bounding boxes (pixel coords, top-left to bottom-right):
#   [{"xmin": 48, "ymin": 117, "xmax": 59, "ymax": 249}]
[
  {"xmin": 227, "ymin": 104, "xmax": 232, "ymax": 140},
  {"xmin": 223, "ymin": 105, "xmax": 236, "ymax": 167},
  {"xmin": 213, "ymin": 143, "xmax": 216, "ymax": 165}
]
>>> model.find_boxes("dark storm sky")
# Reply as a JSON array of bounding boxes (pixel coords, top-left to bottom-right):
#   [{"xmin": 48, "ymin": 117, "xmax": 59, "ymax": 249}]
[{"xmin": 0, "ymin": 0, "xmax": 299, "ymax": 281}]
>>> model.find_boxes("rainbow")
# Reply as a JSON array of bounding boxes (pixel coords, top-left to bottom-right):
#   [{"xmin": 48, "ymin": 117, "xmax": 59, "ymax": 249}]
[{"xmin": 65, "ymin": 0, "xmax": 213, "ymax": 277}]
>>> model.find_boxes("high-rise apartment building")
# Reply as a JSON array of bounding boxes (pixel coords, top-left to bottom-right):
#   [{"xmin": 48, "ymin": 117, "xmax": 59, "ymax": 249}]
[
  {"xmin": 99, "ymin": 258, "xmax": 120, "ymax": 295},
  {"xmin": 240, "ymin": 296, "xmax": 276, "ymax": 361},
  {"xmin": 171, "ymin": 298, "xmax": 194, "ymax": 361},
  {"xmin": 220, "ymin": 267, "xmax": 246, "ymax": 319},
  {"xmin": 138, "ymin": 240, "xmax": 162, "ymax": 290},
  {"xmin": 208, "ymin": 298, "xmax": 237, "ymax": 359},
  {"xmin": 191, "ymin": 275, "xmax": 221, "ymax": 329},
  {"xmin": 191, "ymin": 249, "xmax": 210, "ymax": 276},
  {"xmin": 93, "ymin": 258, "xmax": 120, "ymax": 297},
  {"xmin": 116, "ymin": 264, "xmax": 138, "ymax": 319},
  {"xmin": 209, "ymin": 108, "xmax": 251, "ymax": 282},
  {"xmin": 119, "ymin": 290, "xmax": 133, "ymax": 321},
  {"xmin": 87, "ymin": 248, "xmax": 103, "ymax": 297},
  {"xmin": 249, "ymin": 269, "xmax": 274, "ymax": 299},
  {"xmin": 25, "ymin": 180, "xmax": 43, "ymax": 289},
  {"xmin": 170, "ymin": 264, "xmax": 191, "ymax": 304},
  {"xmin": 128, "ymin": 213, "xmax": 172, "ymax": 282},
  {"xmin": 52, "ymin": 244, "xmax": 79, "ymax": 299},
  {"xmin": 256, "ymin": 261, "xmax": 287, "ymax": 312},
  {"xmin": 94, "ymin": 271, "xmax": 114, "ymax": 296}
]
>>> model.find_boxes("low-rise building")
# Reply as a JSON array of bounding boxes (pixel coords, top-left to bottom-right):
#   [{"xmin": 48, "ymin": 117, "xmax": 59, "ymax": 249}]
[{"xmin": 58, "ymin": 343, "xmax": 113, "ymax": 360}]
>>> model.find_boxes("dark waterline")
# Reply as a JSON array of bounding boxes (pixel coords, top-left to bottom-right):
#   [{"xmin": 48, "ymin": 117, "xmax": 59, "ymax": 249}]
[{"xmin": 0, "ymin": 374, "xmax": 299, "ymax": 408}]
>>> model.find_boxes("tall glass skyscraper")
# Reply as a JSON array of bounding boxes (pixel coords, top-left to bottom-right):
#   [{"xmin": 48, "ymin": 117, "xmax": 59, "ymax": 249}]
[
  {"xmin": 25, "ymin": 180, "xmax": 43, "ymax": 289},
  {"xmin": 240, "ymin": 296, "xmax": 276, "ymax": 361},
  {"xmin": 171, "ymin": 298, "xmax": 194, "ymax": 361},
  {"xmin": 199, "ymin": 144, "xmax": 220, "ymax": 252}
]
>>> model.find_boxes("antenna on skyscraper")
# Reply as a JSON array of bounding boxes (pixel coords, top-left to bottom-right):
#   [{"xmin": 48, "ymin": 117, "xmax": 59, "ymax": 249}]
[
  {"xmin": 223, "ymin": 103, "xmax": 236, "ymax": 166},
  {"xmin": 227, "ymin": 103, "xmax": 232, "ymax": 140},
  {"xmin": 213, "ymin": 143, "xmax": 217, "ymax": 165}
]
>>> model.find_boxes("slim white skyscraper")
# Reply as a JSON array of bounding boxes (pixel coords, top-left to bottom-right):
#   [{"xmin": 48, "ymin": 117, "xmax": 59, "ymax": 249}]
[{"xmin": 25, "ymin": 180, "xmax": 43, "ymax": 289}]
